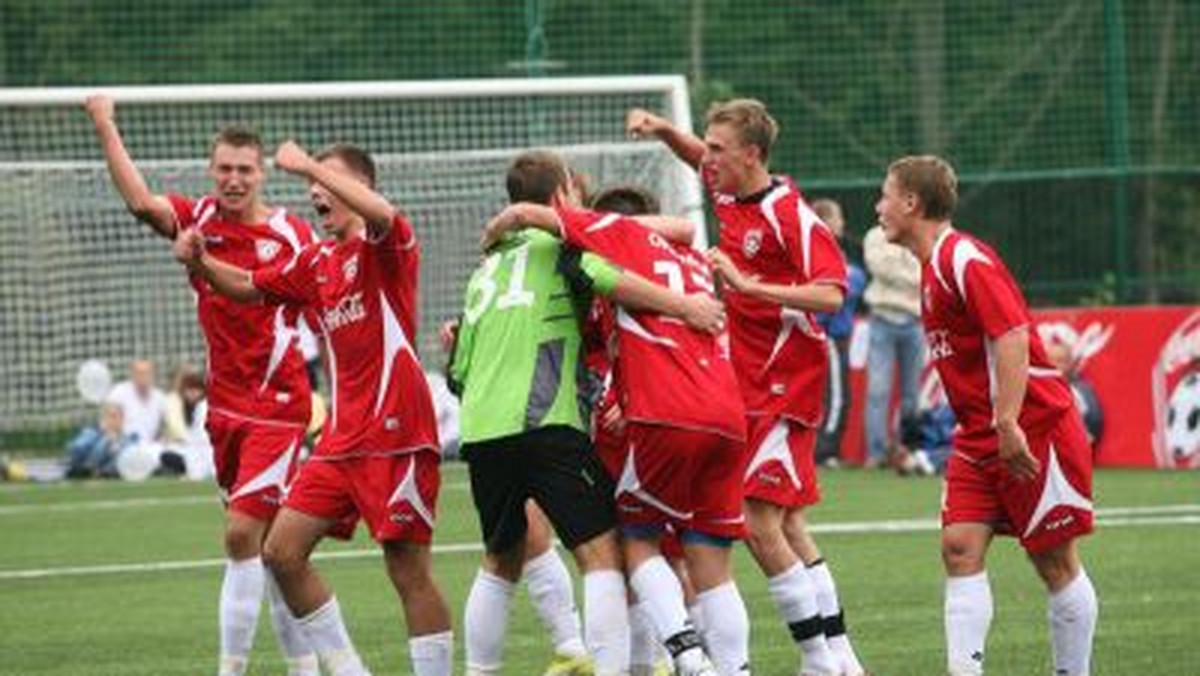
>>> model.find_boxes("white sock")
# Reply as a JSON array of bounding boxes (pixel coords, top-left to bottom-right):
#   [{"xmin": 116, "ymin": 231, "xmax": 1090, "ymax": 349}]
[
  {"xmin": 767, "ymin": 562, "xmax": 837, "ymax": 674},
  {"xmin": 696, "ymin": 581, "xmax": 751, "ymax": 675},
  {"xmin": 524, "ymin": 548, "xmax": 587, "ymax": 658},
  {"xmin": 687, "ymin": 601, "xmax": 706, "ymax": 647},
  {"xmin": 219, "ymin": 557, "xmax": 265, "ymax": 676},
  {"xmin": 410, "ymin": 630, "xmax": 454, "ymax": 676},
  {"xmin": 297, "ymin": 596, "xmax": 371, "ymax": 676},
  {"xmin": 464, "ymin": 569, "xmax": 514, "ymax": 673},
  {"xmin": 629, "ymin": 557, "xmax": 706, "ymax": 670},
  {"xmin": 1048, "ymin": 569, "xmax": 1097, "ymax": 676},
  {"xmin": 809, "ymin": 560, "xmax": 865, "ymax": 674},
  {"xmin": 945, "ymin": 572, "xmax": 992, "ymax": 676},
  {"xmin": 584, "ymin": 570, "xmax": 632, "ymax": 675},
  {"xmin": 265, "ymin": 574, "xmax": 319, "ymax": 676},
  {"xmin": 629, "ymin": 601, "xmax": 658, "ymax": 669}
]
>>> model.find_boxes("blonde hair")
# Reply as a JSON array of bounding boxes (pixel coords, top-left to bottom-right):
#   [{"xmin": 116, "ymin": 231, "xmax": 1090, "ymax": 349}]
[{"xmin": 706, "ymin": 98, "xmax": 779, "ymax": 161}]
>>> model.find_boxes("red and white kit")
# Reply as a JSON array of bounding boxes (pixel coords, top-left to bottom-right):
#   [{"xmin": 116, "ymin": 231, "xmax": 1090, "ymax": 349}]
[
  {"xmin": 710, "ymin": 177, "xmax": 848, "ymax": 507},
  {"xmin": 253, "ymin": 216, "xmax": 441, "ymax": 543},
  {"xmin": 169, "ymin": 194, "xmax": 314, "ymax": 521},
  {"xmin": 557, "ymin": 208, "xmax": 747, "ymax": 539},
  {"xmin": 923, "ymin": 227, "xmax": 1093, "ymax": 553}
]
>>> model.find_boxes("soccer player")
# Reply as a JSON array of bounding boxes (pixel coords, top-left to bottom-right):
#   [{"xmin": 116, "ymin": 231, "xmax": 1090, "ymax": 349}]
[
  {"xmin": 452, "ymin": 150, "xmax": 726, "ymax": 676},
  {"xmin": 628, "ymin": 100, "xmax": 865, "ymax": 676},
  {"xmin": 483, "ymin": 176, "xmax": 752, "ymax": 676},
  {"xmin": 875, "ymin": 155, "xmax": 1097, "ymax": 676},
  {"xmin": 174, "ymin": 140, "xmax": 454, "ymax": 676},
  {"xmin": 85, "ymin": 95, "xmax": 318, "ymax": 676}
]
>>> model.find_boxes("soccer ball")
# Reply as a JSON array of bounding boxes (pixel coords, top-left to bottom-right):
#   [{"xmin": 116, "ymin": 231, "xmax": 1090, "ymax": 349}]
[{"xmin": 1165, "ymin": 372, "xmax": 1200, "ymax": 465}]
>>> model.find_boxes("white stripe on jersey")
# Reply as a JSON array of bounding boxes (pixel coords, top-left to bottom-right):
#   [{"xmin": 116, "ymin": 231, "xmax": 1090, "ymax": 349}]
[
  {"xmin": 616, "ymin": 307, "xmax": 679, "ymax": 348},
  {"xmin": 373, "ymin": 289, "xmax": 417, "ymax": 417},
  {"xmin": 757, "ymin": 183, "xmax": 791, "ymax": 247},
  {"xmin": 260, "ymin": 306, "xmax": 297, "ymax": 393},
  {"xmin": 585, "ymin": 213, "xmax": 621, "ymax": 233},
  {"xmin": 951, "ymin": 238, "xmax": 992, "ymax": 304}
]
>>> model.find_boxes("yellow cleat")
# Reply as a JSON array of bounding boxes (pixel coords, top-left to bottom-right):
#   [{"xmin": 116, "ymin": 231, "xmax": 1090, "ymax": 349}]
[{"xmin": 543, "ymin": 652, "xmax": 595, "ymax": 676}]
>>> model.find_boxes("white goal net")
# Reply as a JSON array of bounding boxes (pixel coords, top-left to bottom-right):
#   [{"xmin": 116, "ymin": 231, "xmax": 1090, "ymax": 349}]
[{"xmin": 0, "ymin": 76, "xmax": 703, "ymax": 436}]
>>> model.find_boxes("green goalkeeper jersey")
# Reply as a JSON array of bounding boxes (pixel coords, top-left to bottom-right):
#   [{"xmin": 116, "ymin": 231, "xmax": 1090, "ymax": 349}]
[{"xmin": 450, "ymin": 228, "xmax": 619, "ymax": 444}]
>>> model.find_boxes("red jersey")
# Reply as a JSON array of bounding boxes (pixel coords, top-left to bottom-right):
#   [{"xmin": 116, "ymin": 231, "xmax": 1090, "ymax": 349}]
[
  {"xmin": 557, "ymin": 208, "xmax": 746, "ymax": 440},
  {"xmin": 710, "ymin": 177, "xmax": 848, "ymax": 425},
  {"xmin": 253, "ymin": 216, "xmax": 439, "ymax": 459},
  {"xmin": 922, "ymin": 228, "xmax": 1074, "ymax": 457},
  {"xmin": 168, "ymin": 194, "xmax": 314, "ymax": 426}
]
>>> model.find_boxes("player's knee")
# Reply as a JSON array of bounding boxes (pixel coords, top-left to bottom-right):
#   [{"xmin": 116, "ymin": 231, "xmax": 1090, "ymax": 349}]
[
  {"xmin": 941, "ymin": 536, "xmax": 985, "ymax": 575},
  {"xmin": 223, "ymin": 522, "xmax": 264, "ymax": 559},
  {"xmin": 261, "ymin": 536, "xmax": 304, "ymax": 578}
]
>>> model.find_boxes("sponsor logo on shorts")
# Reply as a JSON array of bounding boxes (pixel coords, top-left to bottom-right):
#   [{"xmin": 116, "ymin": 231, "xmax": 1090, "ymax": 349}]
[{"xmin": 1041, "ymin": 513, "xmax": 1076, "ymax": 532}]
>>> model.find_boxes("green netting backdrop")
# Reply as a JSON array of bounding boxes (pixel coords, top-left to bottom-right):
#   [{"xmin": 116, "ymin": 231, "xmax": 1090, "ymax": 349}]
[{"xmin": 1, "ymin": 0, "xmax": 1198, "ymax": 444}]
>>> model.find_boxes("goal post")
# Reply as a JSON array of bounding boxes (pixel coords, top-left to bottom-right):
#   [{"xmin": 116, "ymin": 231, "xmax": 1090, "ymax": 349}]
[{"xmin": 0, "ymin": 76, "xmax": 704, "ymax": 437}]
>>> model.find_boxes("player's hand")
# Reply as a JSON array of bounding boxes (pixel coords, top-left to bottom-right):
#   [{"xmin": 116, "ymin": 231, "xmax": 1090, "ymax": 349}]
[
  {"xmin": 84, "ymin": 94, "xmax": 115, "ymax": 125},
  {"xmin": 172, "ymin": 229, "xmax": 205, "ymax": 265},
  {"xmin": 996, "ymin": 420, "xmax": 1039, "ymax": 481},
  {"xmin": 438, "ymin": 320, "xmax": 459, "ymax": 354},
  {"xmin": 274, "ymin": 140, "xmax": 313, "ymax": 176},
  {"xmin": 600, "ymin": 400, "xmax": 625, "ymax": 434},
  {"xmin": 480, "ymin": 206, "xmax": 516, "ymax": 251},
  {"xmin": 682, "ymin": 293, "xmax": 726, "ymax": 335},
  {"xmin": 626, "ymin": 108, "xmax": 668, "ymax": 139},
  {"xmin": 708, "ymin": 247, "xmax": 760, "ymax": 295}
]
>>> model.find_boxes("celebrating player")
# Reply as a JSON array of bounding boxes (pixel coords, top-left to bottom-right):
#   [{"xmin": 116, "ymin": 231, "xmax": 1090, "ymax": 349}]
[
  {"xmin": 85, "ymin": 95, "xmax": 318, "ymax": 676},
  {"xmin": 483, "ymin": 177, "xmax": 751, "ymax": 676},
  {"xmin": 452, "ymin": 150, "xmax": 727, "ymax": 676},
  {"xmin": 174, "ymin": 141, "xmax": 454, "ymax": 676},
  {"xmin": 628, "ymin": 100, "xmax": 865, "ymax": 675},
  {"xmin": 875, "ymin": 155, "xmax": 1097, "ymax": 676}
]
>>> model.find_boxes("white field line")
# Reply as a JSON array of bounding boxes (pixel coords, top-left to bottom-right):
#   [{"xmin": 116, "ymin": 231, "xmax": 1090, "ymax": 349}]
[
  {"xmin": 1, "ymin": 507, "xmax": 1196, "ymax": 581},
  {"xmin": 0, "ymin": 482, "xmax": 473, "ymax": 516}
]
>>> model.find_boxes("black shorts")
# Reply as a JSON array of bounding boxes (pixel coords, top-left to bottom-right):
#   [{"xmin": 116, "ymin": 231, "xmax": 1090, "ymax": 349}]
[{"xmin": 461, "ymin": 425, "xmax": 617, "ymax": 554}]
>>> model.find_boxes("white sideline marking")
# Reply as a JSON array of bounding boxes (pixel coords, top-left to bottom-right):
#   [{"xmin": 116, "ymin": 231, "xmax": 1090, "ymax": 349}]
[
  {"xmin": 0, "ymin": 481, "xmax": 473, "ymax": 516},
  {"xmin": 2, "ymin": 507, "xmax": 1196, "ymax": 581}
]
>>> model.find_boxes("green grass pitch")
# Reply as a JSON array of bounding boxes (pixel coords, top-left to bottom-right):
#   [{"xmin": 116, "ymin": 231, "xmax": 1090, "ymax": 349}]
[{"xmin": 1, "ymin": 465, "xmax": 1196, "ymax": 675}]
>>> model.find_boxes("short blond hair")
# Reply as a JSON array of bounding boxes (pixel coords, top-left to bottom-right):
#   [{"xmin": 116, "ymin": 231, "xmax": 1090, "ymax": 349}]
[
  {"xmin": 706, "ymin": 98, "xmax": 778, "ymax": 161},
  {"xmin": 887, "ymin": 155, "xmax": 958, "ymax": 220}
]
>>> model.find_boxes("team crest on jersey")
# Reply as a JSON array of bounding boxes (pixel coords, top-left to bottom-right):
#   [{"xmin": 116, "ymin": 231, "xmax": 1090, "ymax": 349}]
[
  {"xmin": 343, "ymin": 255, "xmax": 359, "ymax": 282},
  {"xmin": 743, "ymin": 229, "xmax": 764, "ymax": 258},
  {"xmin": 255, "ymin": 239, "xmax": 281, "ymax": 262}
]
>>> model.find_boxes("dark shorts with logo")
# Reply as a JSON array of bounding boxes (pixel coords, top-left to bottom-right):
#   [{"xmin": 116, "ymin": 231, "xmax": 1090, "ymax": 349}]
[{"xmin": 462, "ymin": 425, "xmax": 617, "ymax": 554}]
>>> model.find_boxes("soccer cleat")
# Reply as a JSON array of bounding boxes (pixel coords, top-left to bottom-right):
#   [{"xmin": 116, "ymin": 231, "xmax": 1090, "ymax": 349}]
[{"xmin": 543, "ymin": 652, "xmax": 595, "ymax": 676}]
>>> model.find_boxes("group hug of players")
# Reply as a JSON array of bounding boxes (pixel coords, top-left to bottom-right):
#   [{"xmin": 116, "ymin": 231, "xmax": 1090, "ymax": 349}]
[{"xmin": 84, "ymin": 93, "xmax": 1098, "ymax": 676}]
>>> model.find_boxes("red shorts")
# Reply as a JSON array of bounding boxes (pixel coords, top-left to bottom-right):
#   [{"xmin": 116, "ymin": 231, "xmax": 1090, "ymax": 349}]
[
  {"xmin": 208, "ymin": 411, "xmax": 306, "ymax": 522},
  {"xmin": 284, "ymin": 450, "xmax": 441, "ymax": 544},
  {"xmin": 617, "ymin": 423, "xmax": 745, "ymax": 540},
  {"xmin": 743, "ymin": 417, "xmax": 821, "ymax": 508},
  {"xmin": 593, "ymin": 419, "xmax": 627, "ymax": 481},
  {"xmin": 943, "ymin": 411, "xmax": 1094, "ymax": 554}
]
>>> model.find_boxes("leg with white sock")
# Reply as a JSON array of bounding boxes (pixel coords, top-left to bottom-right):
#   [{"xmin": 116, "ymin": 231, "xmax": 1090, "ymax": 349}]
[
  {"xmin": 217, "ymin": 511, "xmax": 271, "ymax": 676},
  {"xmin": 784, "ymin": 507, "xmax": 865, "ymax": 675},
  {"xmin": 265, "ymin": 573, "xmax": 319, "ymax": 676},
  {"xmin": 567, "ymin": 528, "xmax": 629, "ymax": 676},
  {"xmin": 1030, "ymin": 541, "xmax": 1097, "ymax": 676},
  {"xmin": 627, "ymin": 536, "xmax": 713, "ymax": 676},
  {"xmin": 523, "ymin": 536, "xmax": 588, "ymax": 660},
  {"xmin": 383, "ymin": 541, "xmax": 454, "ymax": 676},
  {"xmin": 685, "ymin": 537, "xmax": 750, "ymax": 676},
  {"xmin": 264, "ymin": 508, "xmax": 371, "ymax": 676},
  {"xmin": 942, "ymin": 523, "xmax": 994, "ymax": 676},
  {"xmin": 746, "ymin": 499, "xmax": 836, "ymax": 675},
  {"xmin": 464, "ymin": 567, "xmax": 517, "ymax": 674}
]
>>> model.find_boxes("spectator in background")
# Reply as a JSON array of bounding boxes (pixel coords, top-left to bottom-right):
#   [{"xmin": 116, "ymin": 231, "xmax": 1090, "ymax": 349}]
[
  {"xmin": 162, "ymin": 363, "xmax": 214, "ymax": 480},
  {"xmin": 64, "ymin": 402, "xmax": 136, "ymax": 479},
  {"xmin": 813, "ymin": 198, "xmax": 866, "ymax": 467},
  {"xmin": 105, "ymin": 359, "xmax": 167, "ymax": 444},
  {"xmin": 862, "ymin": 221, "xmax": 924, "ymax": 471}
]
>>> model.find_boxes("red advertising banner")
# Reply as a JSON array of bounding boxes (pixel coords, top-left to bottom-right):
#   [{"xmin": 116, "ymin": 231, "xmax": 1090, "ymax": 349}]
[{"xmin": 837, "ymin": 306, "xmax": 1200, "ymax": 469}]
